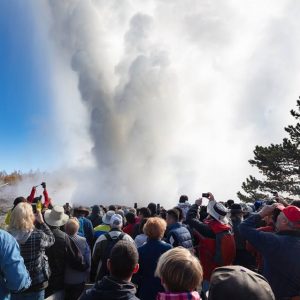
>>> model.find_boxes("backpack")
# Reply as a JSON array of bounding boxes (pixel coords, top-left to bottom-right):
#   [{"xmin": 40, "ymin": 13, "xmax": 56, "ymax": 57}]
[
  {"xmin": 65, "ymin": 235, "xmax": 89, "ymax": 272},
  {"xmin": 96, "ymin": 232, "xmax": 125, "ymax": 280}
]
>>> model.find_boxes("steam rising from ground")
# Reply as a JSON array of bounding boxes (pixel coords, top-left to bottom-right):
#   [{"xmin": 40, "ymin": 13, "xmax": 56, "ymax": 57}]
[{"xmin": 27, "ymin": 1, "xmax": 300, "ymax": 206}]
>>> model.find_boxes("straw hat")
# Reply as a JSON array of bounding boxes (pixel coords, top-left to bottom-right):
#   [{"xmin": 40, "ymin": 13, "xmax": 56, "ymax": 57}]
[{"xmin": 44, "ymin": 206, "xmax": 69, "ymax": 227}]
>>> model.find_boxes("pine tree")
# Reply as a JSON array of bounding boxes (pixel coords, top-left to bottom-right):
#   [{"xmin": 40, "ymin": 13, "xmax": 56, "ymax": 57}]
[{"xmin": 238, "ymin": 97, "xmax": 300, "ymax": 202}]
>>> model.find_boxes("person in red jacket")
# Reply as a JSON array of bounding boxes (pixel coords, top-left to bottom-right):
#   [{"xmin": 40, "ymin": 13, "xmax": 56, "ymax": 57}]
[
  {"xmin": 27, "ymin": 182, "xmax": 51, "ymax": 209},
  {"xmin": 123, "ymin": 212, "xmax": 137, "ymax": 237},
  {"xmin": 186, "ymin": 193, "xmax": 236, "ymax": 293}
]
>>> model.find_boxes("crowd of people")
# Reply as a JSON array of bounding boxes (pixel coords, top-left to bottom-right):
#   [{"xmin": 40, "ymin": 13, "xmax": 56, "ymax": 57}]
[{"xmin": 1, "ymin": 182, "xmax": 300, "ymax": 300}]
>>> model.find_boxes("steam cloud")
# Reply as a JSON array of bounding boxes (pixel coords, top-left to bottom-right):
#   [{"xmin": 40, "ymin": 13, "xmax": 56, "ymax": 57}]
[{"xmin": 32, "ymin": 0, "xmax": 300, "ymax": 206}]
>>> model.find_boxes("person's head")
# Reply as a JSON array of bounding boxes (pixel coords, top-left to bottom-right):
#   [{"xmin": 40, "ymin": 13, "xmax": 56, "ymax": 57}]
[
  {"xmin": 291, "ymin": 200, "xmax": 300, "ymax": 208},
  {"xmin": 159, "ymin": 209, "xmax": 167, "ymax": 220},
  {"xmin": 110, "ymin": 214, "xmax": 123, "ymax": 229},
  {"xmin": 73, "ymin": 206, "xmax": 89, "ymax": 217},
  {"xmin": 9, "ymin": 202, "xmax": 35, "ymax": 231},
  {"xmin": 65, "ymin": 218, "xmax": 79, "ymax": 235},
  {"xmin": 128, "ymin": 208, "xmax": 137, "ymax": 215},
  {"xmin": 226, "ymin": 199, "xmax": 234, "ymax": 208},
  {"xmin": 230, "ymin": 204, "xmax": 243, "ymax": 220},
  {"xmin": 44, "ymin": 205, "xmax": 69, "ymax": 227},
  {"xmin": 207, "ymin": 202, "xmax": 229, "ymax": 224},
  {"xmin": 143, "ymin": 217, "xmax": 166, "ymax": 240},
  {"xmin": 174, "ymin": 206, "xmax": 184, "ymax": 222},
  {"xmin": 166, "ymin": 209, "xmax": 179, "ymax": 226},
  {"xmin": 13, "ymin": 197, "xmax": 27, "ymax": 210},
  {"xmin": 155, "ymin": 247, "xmax": 203, "ymax": 292},
  {"xmin": 91, "ymin": 205, "xmax": 100, "ymax": 215},
  {"xmin": 208, "ymin": 266, "xmax": 275, "ymax": 300},
  {"xmin": 147, "ymin": 203, "xmax": 157, "ymax": 217},
  {"xmin": 107, "ymin": 240, "xmax": 139, "ymax": 281},
  {"xmin": 275, "ymin": 205, "xmax": 300, "ymax": 232},
  {"xmin": 108, "ymin": 205, "xmax": 116, "ymax": 211},
  {"xmin": 138, "ymin": 207, "xmax": 151, "ymax": 219},
  {"xmin": 179, "ymin": 195, "xmax": 188, "ymax": 204},
  {"xmin": 138, "ymin": 218, "xmax": 148, "ymax": 235},
  {"xmin": 125, "ymin": 212, "xmax": 136, "ymax": 225}
]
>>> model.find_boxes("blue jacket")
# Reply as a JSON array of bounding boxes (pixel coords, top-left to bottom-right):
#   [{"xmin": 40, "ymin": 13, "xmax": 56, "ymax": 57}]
[
  {"xmin": 239, "ymin": 213, "xmax": 300, "ymax": 299},
  {"xmin": 133, "ymin": 239, "xmax": 172, "ymax": 300},
  {"xmin": 165, "ymin": 223, "xmax": 193, "ymax": 249},
  {"xmin": 0, "ymin": 229, "xmax": 31, "ymax": 300},
  {"xmin": 78, "ymin": 217, "xmax": 94, "ymax": 248}
]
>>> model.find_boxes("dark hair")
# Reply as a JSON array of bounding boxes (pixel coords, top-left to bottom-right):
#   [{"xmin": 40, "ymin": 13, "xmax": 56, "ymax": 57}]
[
  {"xmin": 167, "ymin": 209, "xmax": 179, "ymax": 222},
  {"xmin": 109, "ymin": 205, "xmax": 116, "ymax": 211},
  {"xmin": 109, "ymin": 240, "xmax": 138, "ymax": 280},
  {"xmin": 139, "ymin": 218, "xmax": 149, "ymax": 234},
  {"xmin": 147, "ymin": 203, "xmax": 157, "ymax": 217},
  {"xmin": 174, "ymin": 206, "xmax": 184, "ymax": 222},
  {"xmin": 179, "ymin": 195, "xmax": 188, "ymax": 203},
  {"xmin": 13, "ymin": 197, "xmax": 27, "ymax": 209},
  {"xmin": 138, "ymin": 207, "xmax": 151, "ymax": 218},
  {"xmin": 159, "ymin": 209, "xmax": 167, "ymax": 220},
  {"xmin": 226, "ymin": 199, "xmax": 234, "ymax": 208},
  {"xmin": 291, "ymin": 200, "xmax": 300, "ymax": 208},
  {"xmin": 125, "ymin": 212, "xmax": 136, "ymax": 224}
]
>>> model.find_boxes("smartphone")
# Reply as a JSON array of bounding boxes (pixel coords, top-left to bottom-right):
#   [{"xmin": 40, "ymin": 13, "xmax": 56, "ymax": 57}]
[
  {"xmin": 134, "ymin": 202, "xmax": 137, "ymax": 209},
  {"xmin": 202, "ymin": 193, "xmax": 209, "ymax": 198}
]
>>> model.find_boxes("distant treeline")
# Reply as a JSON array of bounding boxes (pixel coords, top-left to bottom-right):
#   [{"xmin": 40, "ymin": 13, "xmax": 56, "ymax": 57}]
[{"xmin": 0, "ymin": 170, "xmax": 39, "ymax": 185}]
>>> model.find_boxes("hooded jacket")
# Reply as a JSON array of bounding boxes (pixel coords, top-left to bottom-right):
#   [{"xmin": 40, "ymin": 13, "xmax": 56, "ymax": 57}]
[
  {"xmin": 9, "ymin": 223, "xmax": 55, "ymax": 291},
  {"xmin": 79, "ymin": 276, "xmax": 139, "ymax": 300}
]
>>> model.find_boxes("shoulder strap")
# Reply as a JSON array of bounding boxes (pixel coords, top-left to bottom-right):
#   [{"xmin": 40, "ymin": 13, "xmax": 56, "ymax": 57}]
[
  {"xmin": 105, "ymin": 232, "xmax": 113, "ymax": 241},
  {"xmin": 118, "ymin": 233, "xmax": 125, "ymax": 240}
]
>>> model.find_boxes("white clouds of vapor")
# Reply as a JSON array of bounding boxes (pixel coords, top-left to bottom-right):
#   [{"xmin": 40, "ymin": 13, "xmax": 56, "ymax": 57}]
[{"xmin": 34, "ymin": 0, "xmax": 300, "ymax": 206}]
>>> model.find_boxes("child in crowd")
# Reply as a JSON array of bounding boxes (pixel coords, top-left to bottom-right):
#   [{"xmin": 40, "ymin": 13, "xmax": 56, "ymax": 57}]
[{"xmin": 155, "ymin": 247, "xmax": 203, "ymax": 300}]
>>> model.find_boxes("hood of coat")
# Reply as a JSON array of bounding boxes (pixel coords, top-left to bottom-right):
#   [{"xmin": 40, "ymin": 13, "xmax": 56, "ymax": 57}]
[
  {"xmin": 9, "ymin": 229, "xmax": 33, "ymax": 244},
  {"xmin": 85, "ymin": 276, "xmax": 137, "ymax": 300}
]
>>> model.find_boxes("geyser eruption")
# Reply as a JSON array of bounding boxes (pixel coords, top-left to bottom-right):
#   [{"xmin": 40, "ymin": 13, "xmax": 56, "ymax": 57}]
[{"xmin": 41, "ymin": 0, "xmax": 300, "ymax": 206}]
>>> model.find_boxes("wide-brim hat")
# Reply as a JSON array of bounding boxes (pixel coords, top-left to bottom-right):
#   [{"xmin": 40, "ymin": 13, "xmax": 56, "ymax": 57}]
[
  {"xmin": 102, "ymin": 210, "xmax": 115, "ymax": 225},
  {"xmin": 44, "ymin": 206, "xmax": 69, "ymax": 227},
  {"xmin": 207, "ymin": 202, "xmax": 229, "ymax": 225},
  {"xmin": 74, "ymin": 206, "xmax": 90, "ymax": 216}
]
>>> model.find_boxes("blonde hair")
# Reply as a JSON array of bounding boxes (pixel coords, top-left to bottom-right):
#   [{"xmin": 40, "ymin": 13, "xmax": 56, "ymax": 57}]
[
  {"xmin": 9, "ymin": 202, "xmax": 35, "ymax": 231},
  {"xmin": 143, "ymin": 217, "xmax": 166, "ymax": 240},
  {"xmin": 65, "ymin": 218, "xmax": 79, "ymax": 236},
  {"xmin": 155, "ymin": 247, "xmax": 203, "ymax": 292}
]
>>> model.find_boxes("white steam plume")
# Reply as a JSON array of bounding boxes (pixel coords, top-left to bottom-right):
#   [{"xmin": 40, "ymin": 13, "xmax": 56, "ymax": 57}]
[{"xmin": 34, "ymin": 0, "xmax": 300, "ymax": 206}]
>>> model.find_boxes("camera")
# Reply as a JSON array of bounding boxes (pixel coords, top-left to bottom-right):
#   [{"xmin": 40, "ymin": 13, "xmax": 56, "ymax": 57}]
[{"xmin": 202, "ymin": 193, "xmax": 209, "ymax": 198}]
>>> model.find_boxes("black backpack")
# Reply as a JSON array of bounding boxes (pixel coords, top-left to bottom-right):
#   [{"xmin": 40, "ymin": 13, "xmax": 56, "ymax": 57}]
[{"xmin": 96, "ymin": 232, "xmax": 125, "ymax": 280}]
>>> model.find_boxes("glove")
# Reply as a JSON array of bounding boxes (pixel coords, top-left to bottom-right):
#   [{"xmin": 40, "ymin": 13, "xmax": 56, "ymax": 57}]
[{"xmin": 41, "ymin": 182, "xmax": 46, "ymax": 189}]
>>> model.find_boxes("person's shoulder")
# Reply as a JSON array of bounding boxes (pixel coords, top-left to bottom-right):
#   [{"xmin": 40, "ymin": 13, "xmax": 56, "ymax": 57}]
[
  {"xmin": 0, "ymin": 229, "xmax": 16, "ymax": 246},
  {"xmin": 159, "ymin": 240, "xmax": 172, "ymax": 250},
  {"xmin": 122, "ymin": 233, "xmax": 135, "ymax": 243}
]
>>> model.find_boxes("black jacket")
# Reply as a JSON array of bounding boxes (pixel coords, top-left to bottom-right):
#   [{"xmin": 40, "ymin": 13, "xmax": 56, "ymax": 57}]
[
  {"xmin": 45, "ymin": 227, "xmax": 84, "ymax": 296},
  {"xmin": 80, "ymin": 276, "xmax": 139, "ymax": 300}
]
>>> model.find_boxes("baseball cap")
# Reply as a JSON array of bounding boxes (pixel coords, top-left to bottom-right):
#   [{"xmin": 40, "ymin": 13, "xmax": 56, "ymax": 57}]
[
  {"xmin": 278, "ymin": 205, "xmax": 300, "ymax": 227},
  {"xmin": 208, "ymin": 265, "xmax": 275, "ymax": 300},
  {"xmin": 110, "ymin": 213, "xmax": 123, "ymax": 227}
]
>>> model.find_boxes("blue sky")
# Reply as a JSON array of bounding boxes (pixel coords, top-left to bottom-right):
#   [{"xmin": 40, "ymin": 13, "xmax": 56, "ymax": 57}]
[{"xmin": 0, "ymin": 1, "xmax": 55, "ymax": 172}]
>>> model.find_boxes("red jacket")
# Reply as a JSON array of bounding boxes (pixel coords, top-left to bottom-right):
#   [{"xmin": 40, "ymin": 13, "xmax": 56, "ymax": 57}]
[
  {"xmin": 194, "ymin": 219, "xmax": 236, "ymax": 281},
  {"xmin": 27, "ymin": 187, "xmax": 51, "ymax": 208}
]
